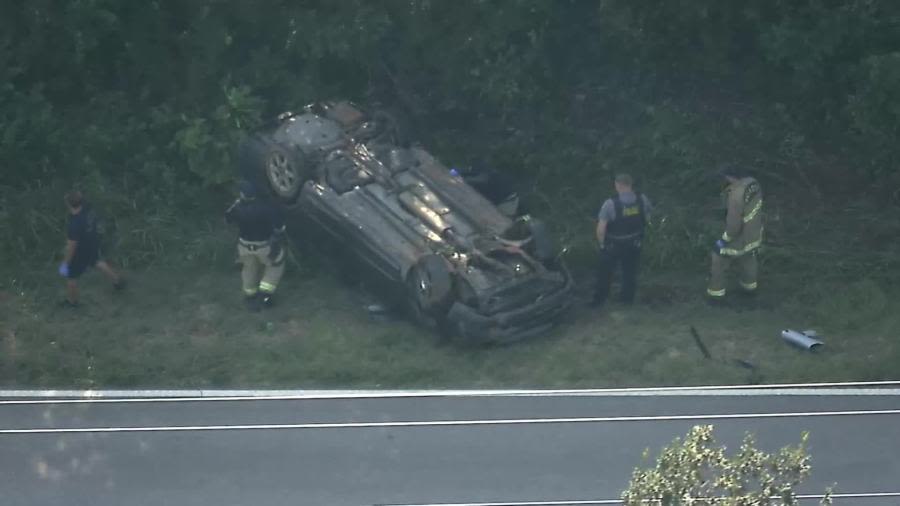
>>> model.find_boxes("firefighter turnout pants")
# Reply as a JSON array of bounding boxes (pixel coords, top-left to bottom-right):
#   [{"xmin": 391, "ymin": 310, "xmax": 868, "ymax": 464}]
[
  {"xmin": 237, "ymin": 240, "xmax": 285, "ymax": 297},
  {"xmin": 707, "ymin": 250, "xmax": 757, "ymax": 299}
]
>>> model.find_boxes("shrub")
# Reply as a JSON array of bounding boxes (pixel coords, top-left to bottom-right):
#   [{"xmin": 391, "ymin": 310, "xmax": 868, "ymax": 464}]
[{"xmin": 622, "ymin": 425, "xmax": 832, "ymax": 505}]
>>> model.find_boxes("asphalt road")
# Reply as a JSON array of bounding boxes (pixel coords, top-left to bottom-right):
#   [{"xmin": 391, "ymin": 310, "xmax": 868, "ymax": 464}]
[{"xmin": 0, "ymin": 390, "xmax": 898, "ymax": 506}]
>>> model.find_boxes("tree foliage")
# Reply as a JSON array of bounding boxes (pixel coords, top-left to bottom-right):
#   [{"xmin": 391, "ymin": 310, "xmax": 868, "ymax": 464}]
[
  {"xmin": 2, "ymin": 1, "xmax": 899, "ymax": 268},
  {"xmin": 622, "ymin": 425, "xmax": 832, "ymax": 506}
]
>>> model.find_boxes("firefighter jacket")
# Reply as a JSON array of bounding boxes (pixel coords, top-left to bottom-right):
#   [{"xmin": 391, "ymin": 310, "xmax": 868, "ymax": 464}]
[
  {"xmin": 719, "ymin": 177, "xmax": 763, "ymax": 256},
  {"xmin": 225, "ymin": 198, "xmax": 286, "ymax": 242}
]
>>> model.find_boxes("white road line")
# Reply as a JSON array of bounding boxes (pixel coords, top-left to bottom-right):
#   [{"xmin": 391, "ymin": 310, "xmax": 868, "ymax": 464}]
[
  {"xmin": 1, "ymin": 381, "xmax": 899, "ymax": 405},
  {"xmin": 372, "ymin": 492, "xmax": 900, "ymax": 506},
  {"xmin": 1, "ymin": 408, "xmax": 898, "ymax": 435}
]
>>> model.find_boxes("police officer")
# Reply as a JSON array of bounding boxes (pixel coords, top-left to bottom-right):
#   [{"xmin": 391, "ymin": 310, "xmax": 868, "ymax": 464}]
[
  {"xmin": 593, "ymin": 174, "xmax": 652, "ymax": 307},
  {"xmin": 225, "ymin": 180, "xmax": 287, "ymax": 312},
  {"xmin": 707, "ymin": 166, "xmax": 763, "ymax": 305}
]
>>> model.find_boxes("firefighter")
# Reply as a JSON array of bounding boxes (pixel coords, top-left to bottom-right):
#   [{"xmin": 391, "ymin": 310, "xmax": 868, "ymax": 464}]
[
  {"xmin": 593, "ymin": 173, "xmax": 652, "ymax": 307},
  {"xmin": 225, "ymin": 180, "xmax": 287, "ymax": 312},
  {"xmin": 707, "ymin": 166, "xmax": 763, "ymax": 305},
  {"xmin": 59, "ymin": 190, "xmax": 125, "ymax": 307}
]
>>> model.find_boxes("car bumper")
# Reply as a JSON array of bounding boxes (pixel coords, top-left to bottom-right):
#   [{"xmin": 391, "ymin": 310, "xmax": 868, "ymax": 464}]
[{"xmin": 446, "ymin": 269, "xmax": 574, "ymax": 344}]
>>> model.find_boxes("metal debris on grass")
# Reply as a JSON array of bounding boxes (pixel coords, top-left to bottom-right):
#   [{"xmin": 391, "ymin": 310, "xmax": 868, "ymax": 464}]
[{"xmin": 781, "ymin": 329, "xmax": 824, "ymax": 351}]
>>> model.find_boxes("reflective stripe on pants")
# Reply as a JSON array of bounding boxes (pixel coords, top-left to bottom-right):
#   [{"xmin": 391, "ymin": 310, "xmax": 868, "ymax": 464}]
[
  {"xmin": 708, "ymin": 250, "xmax": 758, "ymax": 297},
  {"xmin": 719, "ymin": 239, "xmax": 762, "ymax": 257},
  {"xmin": 237, "ymin": 243, "xmax": 285, "ymax": 297}
]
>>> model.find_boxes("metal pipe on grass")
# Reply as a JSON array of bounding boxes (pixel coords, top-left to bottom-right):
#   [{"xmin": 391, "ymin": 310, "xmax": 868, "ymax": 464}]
[{"xmin": 781, "ymin": 330, "xmax": 823, "ymax": 351}]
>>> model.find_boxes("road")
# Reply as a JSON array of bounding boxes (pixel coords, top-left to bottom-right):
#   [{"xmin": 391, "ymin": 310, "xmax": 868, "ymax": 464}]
[{"xmin": 0, "ymin": 388, "xmax": 898, "ymax": 506}]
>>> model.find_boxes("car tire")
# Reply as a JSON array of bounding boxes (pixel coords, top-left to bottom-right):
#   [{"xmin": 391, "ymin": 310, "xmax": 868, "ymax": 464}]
[
  {"xmin": 238, "ymin": 134, "xmax": 308, "ymax": 204},
  {"xmin": 526, "ymin": 218, "xmax": 558, "ymax": 264},
  {"xmin": 405, "ymin": 254, "xmax": 454, "ymax": 325}
]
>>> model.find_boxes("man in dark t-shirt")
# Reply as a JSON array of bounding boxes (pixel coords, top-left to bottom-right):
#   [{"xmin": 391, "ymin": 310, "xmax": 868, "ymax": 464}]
[{"xmin": 60, "ymin": 190, "xmax": 125, "ymax": 307}]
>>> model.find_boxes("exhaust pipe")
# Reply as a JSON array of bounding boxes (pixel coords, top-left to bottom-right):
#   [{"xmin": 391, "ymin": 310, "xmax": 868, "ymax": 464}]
[{"xmin": 781, "ymin": 329, "xmax": 823, "ymax": 351}]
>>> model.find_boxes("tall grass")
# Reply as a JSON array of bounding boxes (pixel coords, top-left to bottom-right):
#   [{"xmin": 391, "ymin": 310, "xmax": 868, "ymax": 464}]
[
  {"xmin": 0, "ymin": 180, "xmax": 234, "ymax": 277},
  {"xmin": 2, "ymin": 79, "xmax": 900, "ymax": 389}
]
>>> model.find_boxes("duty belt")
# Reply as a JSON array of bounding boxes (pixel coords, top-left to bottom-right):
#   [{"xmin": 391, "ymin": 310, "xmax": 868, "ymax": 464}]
[
  {"xmin": 239, "ymin": 238, "xmax": 270, "ymax": 251},
  {"xmin": 606, "ymin": 233, "xmax": 642, "ymax": 243}
]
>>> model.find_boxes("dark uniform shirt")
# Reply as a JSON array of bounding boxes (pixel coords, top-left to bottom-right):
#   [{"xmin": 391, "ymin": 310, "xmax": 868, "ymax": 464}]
[
  {"xmin": 598, "ymin": 192, "xmax": 651, "ymax": 243},
  {"xmin": 67, "ymin": 205, "xmax": 100, "ymax": 261},
  {"xmin": 225, "ymin": 198, "xmax": 285, "ymax": 242}
]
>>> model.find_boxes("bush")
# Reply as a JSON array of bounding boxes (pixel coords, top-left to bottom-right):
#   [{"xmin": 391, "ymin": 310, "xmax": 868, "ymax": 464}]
[{"xmin": 622, "ymin": 425, "xmax": 832, "ymax": 505}]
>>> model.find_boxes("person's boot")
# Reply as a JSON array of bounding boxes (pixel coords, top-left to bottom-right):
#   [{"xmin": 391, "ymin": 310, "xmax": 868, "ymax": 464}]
[
  {"xmin": 260, "ymin": 292, "xmax": 275, "ymax": 309},
  {"xmin": 244, "ymin": 293, "xmax": 262, "ymax": 312}
]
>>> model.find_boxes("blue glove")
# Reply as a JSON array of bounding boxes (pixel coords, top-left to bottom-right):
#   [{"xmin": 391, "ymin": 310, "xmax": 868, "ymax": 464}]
[
  {"xmin": 449, "ymin": 167, "xmax": 460, "ymax": 177},
  {"xmin": 58, "ymin": 263, "xmax": 69, "ymax": 277},
  {"xmin": 713, "ymin": 239, "xmax": 727, "ymax": 254}
]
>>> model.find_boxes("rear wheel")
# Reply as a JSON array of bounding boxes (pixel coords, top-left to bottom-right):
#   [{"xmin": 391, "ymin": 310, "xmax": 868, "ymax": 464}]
[
  {"xmin": 525, "ymin": 218, "xmax": 557, "ymax": 263},
  {"xmin": 238, "ymin": 134, "xmax": 308, "ymax": 204},
  {"xmin": 502, "ymin": 216, "xmax": 559, "ymax": 266}
]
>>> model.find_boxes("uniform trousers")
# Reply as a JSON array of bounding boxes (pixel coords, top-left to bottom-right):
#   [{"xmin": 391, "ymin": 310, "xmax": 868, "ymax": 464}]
[{"xmin": 594, "ymin": 240, "xmax": 641, "ymax": 305}]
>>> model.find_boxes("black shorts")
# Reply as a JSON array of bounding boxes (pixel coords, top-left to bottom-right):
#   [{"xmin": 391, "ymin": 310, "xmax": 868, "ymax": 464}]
[{"xmin": 67, "ymin": 249, "xmax": 100, "ymax": 279}]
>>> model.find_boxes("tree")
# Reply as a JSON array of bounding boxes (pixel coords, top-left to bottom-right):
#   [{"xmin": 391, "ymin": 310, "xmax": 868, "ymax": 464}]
[{"xmin": 621, "ymin": 425, "xmax": 832, "ymax": 505}]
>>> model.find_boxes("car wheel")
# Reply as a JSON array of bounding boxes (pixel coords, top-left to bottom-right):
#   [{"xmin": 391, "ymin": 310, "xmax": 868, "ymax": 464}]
[
  {"xmin": 238, "ymin": 134, "xmax": 307, "ymax": 204},
  {"xmin": 526, "ymin": 218, "xmax": 558, "ymax": 264},
  {"xmin": 405, "ymin": 254, "xmax": 454, "ymax": 325}
]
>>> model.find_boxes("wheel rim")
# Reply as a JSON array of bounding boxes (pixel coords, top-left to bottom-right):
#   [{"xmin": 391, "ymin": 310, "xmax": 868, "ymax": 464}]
[
  {"xmin": 414, "ymin": 270, "xmax": 432, "ymax": 306},
  {"xmin": 266, "ymin": 151, "xmax": 299, "ymax": 197}
]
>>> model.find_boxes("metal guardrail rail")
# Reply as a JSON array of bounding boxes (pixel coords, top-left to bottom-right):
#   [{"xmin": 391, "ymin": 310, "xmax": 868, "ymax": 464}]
[
  {"xmin": 0, "ymin": 380, "xmax": 899, "ymax": 404},
  {"xmin": 0, "ymin": 408, "xmax": 899, "ymax": 434}
]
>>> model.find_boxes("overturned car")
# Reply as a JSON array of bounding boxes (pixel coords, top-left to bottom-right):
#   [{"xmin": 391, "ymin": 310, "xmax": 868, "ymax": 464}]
[{"xmin": 238, "ymin": 101, "xmax": 573, "ymax": 343}]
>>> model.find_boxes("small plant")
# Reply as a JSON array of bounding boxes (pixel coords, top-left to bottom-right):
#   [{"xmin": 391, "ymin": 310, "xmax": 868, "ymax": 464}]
[{"xmin": 622, "ymin": 425, "xmax": 832, "ymax": 506}]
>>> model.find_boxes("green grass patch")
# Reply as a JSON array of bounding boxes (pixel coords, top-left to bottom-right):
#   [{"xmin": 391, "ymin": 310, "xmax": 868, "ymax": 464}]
[
  {"xmin": 3, "ymin": 84, "xmax": 899, "ymax": 390},
  {"xmin": 2, "ymin": 255, "xmax": 898, "ymax": 389}
]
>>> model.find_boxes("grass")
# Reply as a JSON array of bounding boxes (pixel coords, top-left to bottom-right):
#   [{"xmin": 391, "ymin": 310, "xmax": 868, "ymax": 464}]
[
  {"xmin": 2, "ymin": 243, "xmax": 898, "ymax": 389},
  {"xmin": 3, "ymin": 87, "xmax": 899, "ymax": 390}
]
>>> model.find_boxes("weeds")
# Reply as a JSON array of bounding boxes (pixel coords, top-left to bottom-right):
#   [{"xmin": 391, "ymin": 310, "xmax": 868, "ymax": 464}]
[
  {"xmin": 2, "ymin": 73, "xmax": 899, "ymax": 389},
  {"xmin": 1, "ymin": 256, "xmax": 898, "ymax": 389}
]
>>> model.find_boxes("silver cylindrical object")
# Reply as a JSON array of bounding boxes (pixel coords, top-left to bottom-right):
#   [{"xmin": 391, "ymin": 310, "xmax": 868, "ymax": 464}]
[{"xmin": 781, "ymin": 329, "xmax": 824, "ymax": 350}]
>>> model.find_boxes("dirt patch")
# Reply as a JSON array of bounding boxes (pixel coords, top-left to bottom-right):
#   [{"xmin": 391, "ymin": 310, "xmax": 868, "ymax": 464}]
[
  {"xmin": 640, "ymin": 282, "xmax": 682, "ymax": 307},
  {"xmin": 188, "ymin": 322, "xmax": 218, "ymax": 348},
  {"xmin": 196, "ymin": 303, "xmax": 221, "ymax": 322},
  {"xmin": 284, "ymin": 319, "xmax": 308, "ymax": 339}
]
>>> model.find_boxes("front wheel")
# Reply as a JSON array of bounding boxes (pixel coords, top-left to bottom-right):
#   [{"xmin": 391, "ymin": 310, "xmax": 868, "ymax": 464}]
[{"xmin": 405, "ymin": 254, "xmax": 454, "ymax": 329}]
